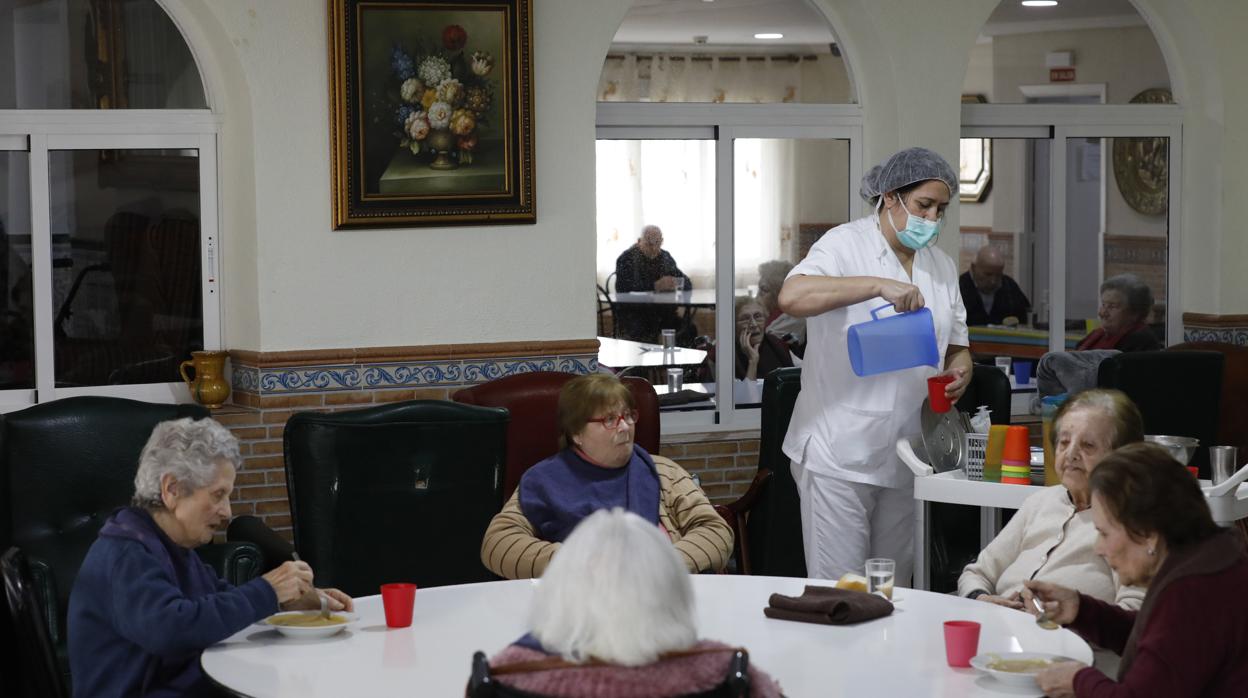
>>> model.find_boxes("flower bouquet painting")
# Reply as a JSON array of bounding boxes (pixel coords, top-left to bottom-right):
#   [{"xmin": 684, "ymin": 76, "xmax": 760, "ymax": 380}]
[{"xmin": 329, "ymin": 0, "xmax": 534, "ymax": 229}]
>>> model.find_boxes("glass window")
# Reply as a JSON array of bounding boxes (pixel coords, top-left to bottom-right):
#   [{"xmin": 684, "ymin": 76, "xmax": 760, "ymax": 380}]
[
  {"xmin": 596, "ymin": 139, "xmax": 716, "ymax": 406},
  {"xmin": 0, "ymin": 0, "xmax": 207, "ymax": 109},
  {"xmin": 0, "ymin": 150, "xmax": 32, "ymax": 391},
  {"xmin": 48, "ymin": 148, "xmax": 202, "ymax": 387},
  {"xmin": 731, "ymin": 137, "xmax": 849, "ymax": 408}
]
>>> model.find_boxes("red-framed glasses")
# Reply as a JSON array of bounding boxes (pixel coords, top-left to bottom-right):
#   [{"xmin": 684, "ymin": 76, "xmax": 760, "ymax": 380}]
[{"xmin": 587, "ymin": 410, "xmax": 639, "ymax": 430}]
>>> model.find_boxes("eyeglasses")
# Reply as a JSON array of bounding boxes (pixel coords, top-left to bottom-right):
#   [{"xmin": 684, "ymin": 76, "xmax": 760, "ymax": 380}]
[{"xmin": 587, "ymin": 410, "xmax": 639, "ymax": 430}]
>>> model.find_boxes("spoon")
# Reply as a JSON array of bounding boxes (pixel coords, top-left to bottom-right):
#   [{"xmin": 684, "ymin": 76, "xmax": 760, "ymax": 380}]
[
  {"xmin": 290, "ymin": 551, "xmax": 330, "ymax": 619},
  {"xmin": 1032, "ymin": 595, "xmax": 1060, "ymax": 630}
]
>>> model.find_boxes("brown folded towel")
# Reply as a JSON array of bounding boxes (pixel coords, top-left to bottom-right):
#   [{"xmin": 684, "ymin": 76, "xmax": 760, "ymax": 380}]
[{"xmin": 763, "ymin": 585, "xmax": 894, "ymax": 625}]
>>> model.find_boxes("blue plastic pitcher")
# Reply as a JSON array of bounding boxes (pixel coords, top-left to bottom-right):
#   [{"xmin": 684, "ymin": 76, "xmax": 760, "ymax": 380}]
[{"xmin": 847, "ymin": 304, "xmax": 940, "ymax": 377}]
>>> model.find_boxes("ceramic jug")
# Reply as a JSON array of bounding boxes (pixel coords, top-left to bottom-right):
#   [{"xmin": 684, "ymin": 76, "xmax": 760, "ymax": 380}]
[{"xmin": 180, "ymin": 350, "xmax": 231, "ymax": 408}]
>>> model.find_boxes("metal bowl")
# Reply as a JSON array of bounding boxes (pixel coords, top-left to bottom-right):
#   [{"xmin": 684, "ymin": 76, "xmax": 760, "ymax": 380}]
[{"xmin": 1145, "ymin": 435, "xmax": 1200, "ymax": 465}]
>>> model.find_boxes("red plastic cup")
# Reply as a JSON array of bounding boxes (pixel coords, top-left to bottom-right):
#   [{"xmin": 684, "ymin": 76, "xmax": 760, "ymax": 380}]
[
  {"xmin": 943, "ymin": 620, "xmax": 981, "ymax": 667},
  {"xmin": 380, "ymin": 583, "xmax": 417, "ymax": 628},
  {"xmin": 1187, "ymin": 466, "xmax": 1200, "ymax": 478},
  {"xmin": 927, "ymin": 375, "xmax": 956, "ymax": 413}
]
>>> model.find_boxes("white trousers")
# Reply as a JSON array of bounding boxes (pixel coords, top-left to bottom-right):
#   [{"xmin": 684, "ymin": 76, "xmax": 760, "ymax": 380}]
[{"xmin": 792, "ymin": 459, "xmax": 915, "ymax": 585}]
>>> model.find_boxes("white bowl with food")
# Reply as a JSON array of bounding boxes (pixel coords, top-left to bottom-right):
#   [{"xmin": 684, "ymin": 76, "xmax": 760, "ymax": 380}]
[
  {"xmin": 970, "ymin": 652, "xmax": 1075, "ymax": 687},
  {"xmin": 258, "ymin": 610, "xmax": 359, "ymax": 638}
]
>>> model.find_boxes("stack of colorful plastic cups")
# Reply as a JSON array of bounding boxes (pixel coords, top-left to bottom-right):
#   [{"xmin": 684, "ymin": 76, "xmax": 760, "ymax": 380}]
[{"xmin": 1001, "ymin": 425, "xmax": 1032, "ymax": 485}]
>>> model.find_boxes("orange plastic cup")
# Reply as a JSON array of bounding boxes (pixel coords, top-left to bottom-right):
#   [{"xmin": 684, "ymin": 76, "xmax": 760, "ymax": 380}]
[
  {"xmin": 927, "ymin": 375, "xmax": 956, "ymax": 413},
  {"xmin": 380, "ymin": 583, "xmax": 417, "ymax": 628},
  {"xmin": 1002, "ymin": 425, "xmax": 1031, "ymax": 465}
]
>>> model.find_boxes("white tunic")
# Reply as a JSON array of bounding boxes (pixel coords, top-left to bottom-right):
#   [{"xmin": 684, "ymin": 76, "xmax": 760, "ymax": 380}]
[{"xmin": 782, "ymin": 215, "xmax": 968, "ymax": 489}]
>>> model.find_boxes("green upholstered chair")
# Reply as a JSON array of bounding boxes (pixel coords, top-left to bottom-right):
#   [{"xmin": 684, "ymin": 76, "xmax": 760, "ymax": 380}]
[{"xmin": 283, "ymin": 400, "xmax": 508, "ymax": 597}]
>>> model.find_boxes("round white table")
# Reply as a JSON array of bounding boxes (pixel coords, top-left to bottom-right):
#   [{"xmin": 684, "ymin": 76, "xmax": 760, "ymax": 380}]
[{"xmin": 202, "ymin": 575, "xmax": 1092, "ymax": 697}]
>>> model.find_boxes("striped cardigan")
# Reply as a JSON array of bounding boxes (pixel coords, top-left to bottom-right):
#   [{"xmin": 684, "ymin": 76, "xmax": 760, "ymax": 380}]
[{"xmin": 481, "ymin": 455, "xmax": 734, "ymax": 578}]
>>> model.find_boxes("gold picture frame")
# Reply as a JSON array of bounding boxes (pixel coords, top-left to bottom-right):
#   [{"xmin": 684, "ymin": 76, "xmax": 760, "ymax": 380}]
[{"xmin": 328, "ymin": 0, "xmax": 535, "ymax": 229}]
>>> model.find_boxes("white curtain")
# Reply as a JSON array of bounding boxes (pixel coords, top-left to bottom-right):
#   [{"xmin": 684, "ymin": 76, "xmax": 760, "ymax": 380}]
[
  {"xmin": 599, "ymin": 54, "xmax": 803, "ymax": 104},
  {"xmin": 733, "ymin": 139, "xmax": 797, "ymax": 286}
]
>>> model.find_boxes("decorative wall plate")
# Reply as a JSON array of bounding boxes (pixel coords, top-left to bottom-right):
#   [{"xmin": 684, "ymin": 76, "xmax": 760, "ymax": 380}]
[{"xmin": 1112, "ymin": 88, "xmax": 1173, "ymax": 216}]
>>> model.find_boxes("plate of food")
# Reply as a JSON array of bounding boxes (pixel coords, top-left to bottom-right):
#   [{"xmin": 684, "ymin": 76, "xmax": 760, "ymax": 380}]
[
  {"xmin": 970, "ymin": 652, "xmax": 1075, "ymax": 687},
  {"xmin": 257, "ymin": 611, "xmax": 359, "ymax": 638}
]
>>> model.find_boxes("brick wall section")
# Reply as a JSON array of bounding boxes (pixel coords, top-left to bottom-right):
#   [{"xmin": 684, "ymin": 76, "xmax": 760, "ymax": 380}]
[{"xmin": 218, "ymin": 394, "xmax": 759, "ymax": 539}]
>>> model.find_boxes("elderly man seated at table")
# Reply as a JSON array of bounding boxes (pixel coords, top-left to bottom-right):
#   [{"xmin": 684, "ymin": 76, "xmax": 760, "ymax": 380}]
[
  {"xmin": 485, "ymin": 508, "xmax": 782, "ymax": 697},
  {"xmin": 613, "ymin": 224, "xmax": 693, "ymax": 343},
  {"xmin": 480, "ymin": 373, "xmax": 732, "ymax": 579},
  {"xmin": 68, "ymin": 417, "xmax": 352, "ymax": 698},
  {"xmin": 1038, "ymin": 274, "xmax": 1163, "ymax": 397},
  {"xmin": 958, "ymin": 390, "xmax": 1145, "ymax": 611},
  {"xmin": 959, "ymin": 244, "xmax": 1031, "ymax": 326},
  {"xmin": 1026, "ymin": 443, "xmax": 1248, "ymax": 697}
]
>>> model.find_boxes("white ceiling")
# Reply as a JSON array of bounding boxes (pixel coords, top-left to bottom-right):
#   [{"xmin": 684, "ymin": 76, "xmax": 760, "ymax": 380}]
[{"xmin": 610, "ymin": 0, "xmax": 1146, "ymax": 53}]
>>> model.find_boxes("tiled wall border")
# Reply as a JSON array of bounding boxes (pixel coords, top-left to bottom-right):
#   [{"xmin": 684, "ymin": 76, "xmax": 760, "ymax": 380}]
[
  {"xmin": 230, "ymin": 340, "xmax": 599, "ymax": 397},
  {"xmin": 1183, "ymin": 313, "xmax": 1248, "ymax": 346}
]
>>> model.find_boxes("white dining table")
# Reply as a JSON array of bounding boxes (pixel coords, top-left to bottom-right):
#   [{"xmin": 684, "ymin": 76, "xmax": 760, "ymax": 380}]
[
  {"xmin": 202, "ymin": 575, "xmax": 1092, "ymax": 697},
  {"xmin": 597, "ymin": 335, "xmax": 708, "ymax": 368}
]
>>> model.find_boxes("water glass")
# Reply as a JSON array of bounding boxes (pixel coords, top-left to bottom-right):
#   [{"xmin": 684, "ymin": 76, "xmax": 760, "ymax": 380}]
[
  {"xmin": 865, "ymin": 558, "xmax": 895, "ymax": 600},
  {"xmin": 1211, "ymin": 446, "xmax": 1238, "ymax": 485},
  {"xmin": 660, "ymin": 328, "xmax": 677, "ymax": 350},
  {"xmin": 994, "ymin": 356, "xmax": 1012, "ymax": 376},
  {"xmin": 672, "ymin": 276, "xmax": 687, "ymax": 293},
  {"xmin": 667, "ymin": 367, "xmax": 683, "ymax": 392}
]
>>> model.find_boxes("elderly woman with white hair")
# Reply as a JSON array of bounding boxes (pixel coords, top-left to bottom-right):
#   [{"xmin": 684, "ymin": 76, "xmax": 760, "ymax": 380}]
[
  {"xmin": 67, "ymin": 417, "xmax": 352, "ymax": 698},
  {"xmin": 486, "ymin": 508, "xmax": 783, "ymax": 697}
]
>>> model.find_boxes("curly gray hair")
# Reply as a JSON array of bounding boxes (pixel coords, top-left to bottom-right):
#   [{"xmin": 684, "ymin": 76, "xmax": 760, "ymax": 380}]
[{"xmin": 132, "ymin": 418, "xmax": 242, "ymax": 509}]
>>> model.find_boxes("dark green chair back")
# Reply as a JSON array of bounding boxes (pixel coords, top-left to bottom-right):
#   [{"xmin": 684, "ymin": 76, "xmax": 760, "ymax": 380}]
[
  {"xmin": 746, "ymin": 367, "xmax": 805, "ymax": 578},
  {"xmin": 284, "ymin": 400, "xmax": 508, "ymax": 597},
  {"xmin": 1098, "ymin": 350, "xmax": 1223, "ymax": 477},
  {"xmin": 955, "ymin": 364, "xmax": 1012, "ymax": 426},
  {"xmin": 0, "ymin": 396, "xmax": 208, "ymax": 651}
]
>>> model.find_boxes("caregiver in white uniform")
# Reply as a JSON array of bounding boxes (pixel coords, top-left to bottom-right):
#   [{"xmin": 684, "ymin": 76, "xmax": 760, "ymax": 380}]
[{"xmin": 777, "ymin": 147, "xmax": 973, "ymax": 584}]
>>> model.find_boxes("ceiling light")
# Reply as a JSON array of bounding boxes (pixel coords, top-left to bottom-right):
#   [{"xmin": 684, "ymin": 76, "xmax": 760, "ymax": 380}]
[
  {"xmin": 754, "ymin": 33, "xmax": 784, "ymax": 40},
  {"xmin": 1021, "ymin": 1, "xmax": 1059, "ymax": 6}
]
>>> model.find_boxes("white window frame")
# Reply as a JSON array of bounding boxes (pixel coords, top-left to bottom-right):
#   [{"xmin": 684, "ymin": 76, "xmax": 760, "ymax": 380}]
[
  {"xmin": 0, "ymin": 110, "xmax": 221, "ymax": 410},
  {"xmin": 597, "ymin": 102, "xmax": 863, "ymax": 434},
  {"xmin": 961, "ymin": 104, "xmax": 1183, "ymax": 352}
]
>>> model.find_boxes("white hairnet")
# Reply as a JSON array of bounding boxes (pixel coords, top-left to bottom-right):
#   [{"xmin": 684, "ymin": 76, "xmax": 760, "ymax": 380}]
[{"xmin": 860, "ymin": 147, "xmax": 959, "ymax": 204}]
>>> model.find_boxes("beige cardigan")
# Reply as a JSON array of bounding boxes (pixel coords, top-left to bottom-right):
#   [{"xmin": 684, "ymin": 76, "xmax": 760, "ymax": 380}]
[
  {"xmin": 958, "ymin": 484, "xmax": 1145, "ymax": 609},
  {"xmin": 480, "ymin": 455, "xmax": 734, "ymax": 579}
]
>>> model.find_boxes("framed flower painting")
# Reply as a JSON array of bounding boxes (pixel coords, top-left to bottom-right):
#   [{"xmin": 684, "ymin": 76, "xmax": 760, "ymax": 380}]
[{"xmin": 328, "ymin": 0, "xmax": 534, "ymax": 228}]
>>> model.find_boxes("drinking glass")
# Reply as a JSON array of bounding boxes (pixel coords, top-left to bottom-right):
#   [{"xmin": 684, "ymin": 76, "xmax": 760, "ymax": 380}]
[
  {"xmin": 865, "ymin": 558, "xmax": 895, "ymax": 600},
  {"xmin": 661, "ymin": 328, "xmax": 677, "ymax": 350},
  {"xmin": 672, "ymin": 276, "xmax": 687, "ymax": 293},
  {"xmin": 667, "ymin": 367, "xmax": 683, "ymax": 392}
]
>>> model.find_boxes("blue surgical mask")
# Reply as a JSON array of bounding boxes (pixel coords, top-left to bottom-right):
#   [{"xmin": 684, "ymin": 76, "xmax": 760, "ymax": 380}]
[{"xmin": 884, "ymin": 195, "xmax": 941, "ymax": 250}]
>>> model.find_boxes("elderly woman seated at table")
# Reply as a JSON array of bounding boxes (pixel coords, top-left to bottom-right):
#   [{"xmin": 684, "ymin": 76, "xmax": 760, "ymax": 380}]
[
  {"xmin": 1026, "ymin": 443, "xmax": 1248, "ymax": 697},
  {"xmin": 68, "ymin": 418, "xmax": 352, "ymax": 698},
  {"xmin": 1038, "ymin": 274, "xmax": 1163, "ymax": 397},
  {"xmin": 958, "ymin": 389, "xmax": 1145, "ymax": 610},
  {"xmin": 486, "ymin": 508, "xmax": 782, "ymax": 697},
  {"xmin": 480, "ymin": 373, "xmax": 732, "ymax": 579}
]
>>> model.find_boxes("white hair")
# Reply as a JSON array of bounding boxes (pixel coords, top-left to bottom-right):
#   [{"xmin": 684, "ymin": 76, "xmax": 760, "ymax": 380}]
[
  {"xmin": 132, "ymin": 418, "xmax": 241, "ymax": 509},
  {"xmin": 529, "ymin": 508, "xmax": 697, "ymax": 666}
]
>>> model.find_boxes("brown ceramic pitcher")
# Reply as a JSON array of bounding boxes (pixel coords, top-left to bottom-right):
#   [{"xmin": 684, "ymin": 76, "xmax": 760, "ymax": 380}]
[{"xmin": 179, "ymin": 350, "xmax": 231, "ymax": 408}]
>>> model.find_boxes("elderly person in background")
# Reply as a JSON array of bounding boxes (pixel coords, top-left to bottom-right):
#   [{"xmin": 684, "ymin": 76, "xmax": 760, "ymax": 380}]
[
  {"xmin": 614, "ymin": 224, "xmax": 692, "ymax": 343},
  {"xmin": 486, "ymin": 508, "xmax": 783, "ymax": 697},
  {"xmin": 959, "ymin": 244, "xmax": 1030, "ymax": 326},
  {"xmin": 757, "ymin": 259, "xmax": 806, "ymax": 351},
  {"xmin": 68, "ymin": 418, "xmax": 352, "ymax": 698},
  {"xmin": 1038, "ymin": 274, "xmax": 1162, "ymax": 397},
  {"xmin": 733, "ymin": 296, "xmax": 794, "ymax": 381},
  {"xmin": 1026, "ymin": 443, "xmax": 1248, "ymax": 697},
  {"xmin": 481, "ymin": 373, "xmax": 732, "ymax": 579},
  {"xmin": 959, "ymin": 390, "xmax": 1145, "ymax": 611}
]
